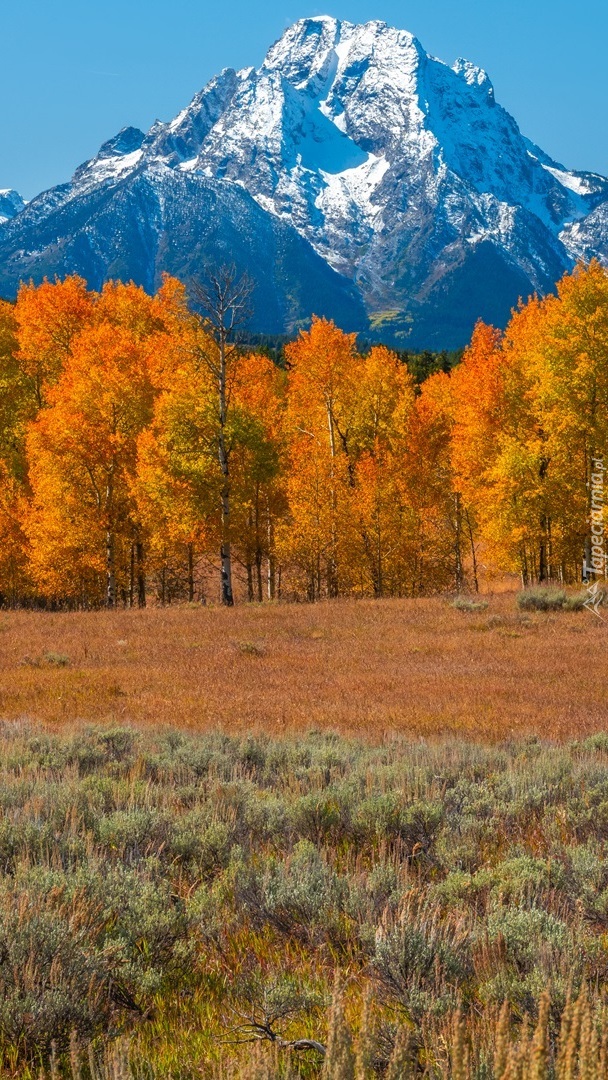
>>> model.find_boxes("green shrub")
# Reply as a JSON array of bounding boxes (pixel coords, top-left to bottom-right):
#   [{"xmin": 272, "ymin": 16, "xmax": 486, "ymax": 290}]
[
  {"xmin": 486, "ymin": 904, "xmax": 570, "ymax": 973},
  {"xmin": 235, "ymin": 840, "xmax": 347, "ymax": 944},
  {"xmin": 0, "ymin": 874, "xmax": 119, "ymax": 1054},
  {"xmin": 355, "ymin": 795, "xmax": 443, "ymax": 852},
  {"xmin": 516, "ymin": 587, "xmax": 567, "ymax": 611},
  {"xmin": 451, "ymin": 596, "xmax": 488, "ymax": 612},
  {"xmin": 373, "ymin": 899, "xmax": 472, "ymax": 1019},
  {"xmin": 563, "ymin": 592, "xmax": 588, "ymax": 610},
  {"xmin": 43, "ymin": 651, "xmax": 70, "ymax": 666}
]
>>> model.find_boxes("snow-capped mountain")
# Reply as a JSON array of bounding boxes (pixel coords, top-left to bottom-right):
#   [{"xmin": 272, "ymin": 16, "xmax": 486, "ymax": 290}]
[
  {"xmin": 1, "ymin": 16, "xmax": 607, "ymax": 347},
  {"xmin": 0, "ymin": 189, "xmax": 25, "ymax": 225}
]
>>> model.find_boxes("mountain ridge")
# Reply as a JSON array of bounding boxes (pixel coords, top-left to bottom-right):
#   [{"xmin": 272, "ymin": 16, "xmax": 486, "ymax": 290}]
[{"xmin": 1, "ymin": 15, "xmax": 607, "ymax": 347}]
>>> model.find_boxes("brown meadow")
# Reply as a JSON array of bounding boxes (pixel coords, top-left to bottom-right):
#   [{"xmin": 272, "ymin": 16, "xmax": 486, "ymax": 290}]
[{"xmin": 1, "ymin": 592, "xmax": 606, "ymax": 741}]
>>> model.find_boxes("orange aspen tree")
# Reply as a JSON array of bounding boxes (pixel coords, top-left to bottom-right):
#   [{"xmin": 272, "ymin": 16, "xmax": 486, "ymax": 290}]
[
  {"xmin": 0, "ymin": 301, "xmax": 32, "ymax": 602},
  {"xmin": 405, "ymin": 371, "xmax": 470, "ymax": 594},
  {"xmin": 15, "ymin": 276, "xmax": 94, "ymax": 409},
  {"xmin": 497, "ymin": 296, "xmax": 561, "ymax": 583},
  {"xmin": 449, "ymin": 321, "xmax": 509, "ymax": 582},
  {"xmin": 26, "ymin": 322, "xmax": 155, "ymax": 607}
]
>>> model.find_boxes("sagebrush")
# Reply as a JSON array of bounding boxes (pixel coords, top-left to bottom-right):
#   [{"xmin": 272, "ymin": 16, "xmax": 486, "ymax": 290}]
[{"xmin": 1, "ymin": 724, "xmax": 608, "ymax": 1076}]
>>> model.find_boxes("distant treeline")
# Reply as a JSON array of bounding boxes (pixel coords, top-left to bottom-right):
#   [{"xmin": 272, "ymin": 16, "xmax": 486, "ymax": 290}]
[
  {"xmin": 0, "ymin": 261, "xmax": 606, "ymax": 608},
  {"xmin": 239, "ymin": 329, "xmax": 463, "ymax": 384}
]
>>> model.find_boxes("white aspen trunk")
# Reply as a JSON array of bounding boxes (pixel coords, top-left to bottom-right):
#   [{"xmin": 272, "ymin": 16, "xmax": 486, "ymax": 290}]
[
  {"xmin": 106, "ymin": 529, "xmax": 116, "ymax": 609},
  {"xmin": 454, "ymin": 491, "xmax": 464, "ymax": 592},
  {"xmin": 105, "ymin": 468, "xmax": 116, "ymax": 609},
  {"xmin": 187, "ymin": 542, "xmax": 195, "ymax": 602},
  {"xmin": 465, "ymin": 508, "xmax": 479, "ymax": 593},
  {"xmin": 326, "ymin": 397, "xmax": 339, "ymax": 598},
  {"xmin": 136, "ymin": 541, "xmax": 146, "ymax": 607},
  {"xmin": 267, "ymin": 514, "xmax": 276, "ymax": 601},
  {"xmin": 218, "ymin": 329, "xmax": 234, "ymax": 606}
]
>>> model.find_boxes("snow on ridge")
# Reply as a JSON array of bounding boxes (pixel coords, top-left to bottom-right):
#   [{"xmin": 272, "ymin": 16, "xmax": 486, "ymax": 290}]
[
  {"xmin": 543, "ymin": 164, "xmax": 594, "ymax": 196},
  {"xmin": 76, "ymin": 149, "xmax": 144, "ymax": 189}
]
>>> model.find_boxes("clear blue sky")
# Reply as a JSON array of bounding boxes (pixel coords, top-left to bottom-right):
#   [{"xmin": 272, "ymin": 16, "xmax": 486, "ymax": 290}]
[{"xmin": 2, "ymin": 0, "xmax": 606, "ymax": 199}]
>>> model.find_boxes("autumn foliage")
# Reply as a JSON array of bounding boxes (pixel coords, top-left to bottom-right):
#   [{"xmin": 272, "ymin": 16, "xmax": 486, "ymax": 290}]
[{"xmin": 1, "ymin": 262, "xmax": 607, "ymax": 607}]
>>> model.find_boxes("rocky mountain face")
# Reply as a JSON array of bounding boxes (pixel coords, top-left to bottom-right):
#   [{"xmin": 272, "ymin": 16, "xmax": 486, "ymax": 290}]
[
  {"xmin": 1, "ymin": 16, "xmax": 607, "ymax": 347},
  {"xmin": 0, "ymin": 189, "xmax": 25, "ymax": 225}
]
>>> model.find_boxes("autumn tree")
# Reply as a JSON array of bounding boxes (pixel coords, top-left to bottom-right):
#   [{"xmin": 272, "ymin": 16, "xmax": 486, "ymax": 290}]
[
  {"xmin": 521, "ymin": 262, "xmax": 608, "ymax": 579},
  {"xmin": 282, "ymin": 317, "xmax": 361, "ymax": 597},
  {"xmin": 4, "ymin": 262, "xmax": 607, "ymax": 607},
  {"xmin": 229, "ymin": 352, "xmax": 287, "ymax": 601},
  {"xmin": 281, "ymin": 324, "xmax": 440, "ymax": 599},
  {"xmin": 137, "ymin": 335, "xmax": 286, "ymax": 604},
  {"xmin": 26, "ymin": 312, "xmax": 156, "ymax": 607},
  {"xmin": 191, "ymin": 267, "xmax": 254, "ymax": 606},
  {"xmin": 450, "ymin": 264, "xmax": 608, "ymax": 585},
  {"xmin": 349, "ymin": 345, "xmax": 416, "ymax": 596},
  {"xmin": 449, "ymin": 320, "xmax": 507, "ymax": 583},
  {"xmin": 15, "ymin": 275, "xmax": 94, "ymax": 410}
]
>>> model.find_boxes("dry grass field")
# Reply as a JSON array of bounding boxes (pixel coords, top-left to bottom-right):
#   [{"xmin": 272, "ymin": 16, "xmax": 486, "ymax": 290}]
[{"xmin": 1, "ymin": 592, "xmax": 606, "ymax": 741}]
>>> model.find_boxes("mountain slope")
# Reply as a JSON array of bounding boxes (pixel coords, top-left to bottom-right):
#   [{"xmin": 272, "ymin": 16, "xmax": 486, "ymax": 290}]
[
  {"xmin": 0, "ymin": 164, "xmax": 366, "ymax": 334},
  {"xmin": 1, "ymin": 16, "xmax": 607, "ymax": 347}
]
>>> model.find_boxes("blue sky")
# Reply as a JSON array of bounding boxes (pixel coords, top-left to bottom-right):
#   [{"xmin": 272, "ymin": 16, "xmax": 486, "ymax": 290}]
[{"xmin": 2, "ymin": 0, "xmax": 606, "ymax": 199}]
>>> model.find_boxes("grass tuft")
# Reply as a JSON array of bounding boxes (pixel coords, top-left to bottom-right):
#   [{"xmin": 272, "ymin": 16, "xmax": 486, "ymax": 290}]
[{"xmin": 451, "ymin": 596, "xmax": 489, "ymax": 613}]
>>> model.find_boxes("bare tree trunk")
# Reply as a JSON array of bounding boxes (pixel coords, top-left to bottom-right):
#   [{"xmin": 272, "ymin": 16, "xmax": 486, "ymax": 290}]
[
  {"xmin": 309, "ymin": 570, "xmax": 315, "ymax": 603},
  {"xmin": 546, "ymin": 517, "xmax": 553, "ymax": 582},
  {"xmin": 539, "ymin": 528, "xmax": 547, "ymax": 583},
  {"xmin": 136, "ymin": 542, "xmax": 146, "ymax": 607},
  {"xmin": 246, "ymin": 563, "xmax": 254, "ymax": 602},
  {"xmin": 520, "ymin": 546, "xmax": 529, "ymax": 588},
  {"xmin": 326, "ymin": 400, "xmax": 339, "ymax": 598},
  {"xmin": 129, "ymin": 543, "xmax": 135, "ymax": 608},
  {"xmin": 267, "ymin": 516, "xmax": 276, "ymax": 600},
  {"xmin": 538, "ymin": 455, "xmax": 550, "ymax": 584},
  {"xmin": 106, "ymin": 529, "xmax": 116, "ymax": 609},
  {"xmin": 192, "ymin": 267, "xmax": 252, "ymax": 608},
  {"xmin": 465, "ymin": 509, "xmax": 479, "ymax": 593},
  {"xmin": 220, "ymin": 490, "xmax": 234, "ymax": 605},
  {"xmin": 454, "ymin": 491, "xmax": 464, "ymax": 592},
  {"xmin": 187, "ymin": 543, "xmax": 195, "ymax": 602},
  {"xmin": 255, "ymin": 551, "xmax": 263, "ymax": 603},
  {"xmin": 105, "ymin": 459, "xmax": 116, "ymax": 609}
]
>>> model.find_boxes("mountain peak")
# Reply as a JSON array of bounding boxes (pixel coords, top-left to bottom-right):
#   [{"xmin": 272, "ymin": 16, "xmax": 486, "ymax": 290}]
[
  {"xmin": 263, "ymin": 16, "xmax": 423, "ymax": 87},
  {"xmin": 452, "ymin": 58, "xmax": 494, "ymax": 99},
  {"xmin": 72, "ymin": 126, "xmax": 146, "ymax": 191},
  {"xmin": 98, "ymin": 127, "xmax": 146, "ymax": 159},
  {"xmin": 0, "ymin": 189, "xmax": 26, "ymax": 224}
]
